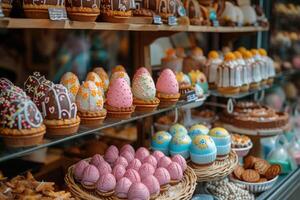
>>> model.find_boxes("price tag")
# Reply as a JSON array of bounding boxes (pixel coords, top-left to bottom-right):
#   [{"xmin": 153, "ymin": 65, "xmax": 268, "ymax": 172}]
[
  {"xmin": 48, "ymin": 8, "xmax": 67, "ymax": 21},
  {"xmin": 153, "ymin": 15, "xmax": 162, "ymax": 25},
  {"xmin": 186, "ymin": 90, "xmax": 197, "ymax": 102},
  {"xmin": 168, "ymin": 16, "xmax": 177, "ymax": 26}
]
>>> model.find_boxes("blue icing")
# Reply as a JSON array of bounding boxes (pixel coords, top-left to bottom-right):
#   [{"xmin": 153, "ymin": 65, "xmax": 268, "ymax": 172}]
[
  {"xmin": 169, "ymin": 123, "xmax": 188, "ymax": 136},
  {"xmin": 190, "ymin": 135, "xmax": 217, "ymax": 155},
  {"xmin": 169, "ymin": 134, "xmax": 192, "ymax": 152},
  {"xmin": 189, "ymin": 124, "xmax": 209, "ymax": 140},
  {"xmin": 151, "ymin": 131, "xmax": 172, "ymax": 150}
]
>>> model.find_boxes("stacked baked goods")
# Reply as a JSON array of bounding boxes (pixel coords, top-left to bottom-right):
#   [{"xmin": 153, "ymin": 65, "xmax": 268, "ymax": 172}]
[
  {"xmin": 70, "ymin": 144, "xmax": 187, "ymax": 199},
  {"xmin": 151, "ymin": 123, "xmax": 232, "ymax": 164},
  {"xmin": 220, "ymin": 101, "xmax": 289, "ymax": 131},
  {"xmin": 233, "ymin": 156, "xmax": 281, "ymax": 183},
  {"xmin": 0, "ymin": 78, "xmax": 46, "ymax": 147},
  {"xmin": 66, "ymin": 0, "xmax": 101, "ymax": 21},
  {"xmin": 0, "ymin": 172, "xmax": 74, "ymax": 199}
]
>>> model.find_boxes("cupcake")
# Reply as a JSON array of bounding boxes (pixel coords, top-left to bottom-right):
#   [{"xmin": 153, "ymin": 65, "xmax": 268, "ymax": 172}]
[
  {"xmin": 120, "ymin": 144, "xmax": 135, "ymax": 156},
  {"xmin": 152, "ymin": 151, "xmax": 165, "ymax": 162},
  {"xmin": 234, "ymin": 51, "xmax": 250, "ymax": 92},
  {"xmin": 106, "ymin": 78, "xmax": 135, "ymax": 118},
  {"xmin": 120, "ymin": 151, "xmax": 134, "ymax": 163},
  {"xmin": 85, "ymin": 72, "xmax": 104, "ymax": 97},
  {"xmin": 60, "ymin": 72, "xmax": 80, "ymax": 102},
  {"xmin": 73, "ymin": 160, "xmax": 89, "ymax": 181},
  {"xmin": 172, "ymin": 154, "xmax": 187, "ymax": 171},
  {"xmin": 97, "ymin": 161, "xmax": 112, "ymax": 176},
  {"xmin": 190, "ymin": 135, "xmax": 217, "ymax": 165},
  {"xmin": 93, "ymin": 67, "xmax": 109, "ymax": 92},
  {"xmin": 205, "ymin": 51, "xmax": 223, "ymax": 89},
  {"xmin": 142, "ymin": 175, "xmax": 160, "ymax": 199},
  {"xmin": 258, "ymin": 48, "xmax": 276, "ymax": 85},
  {"xmin": 167, "ymin": 162, "xmax": 183, "ymax": 185},
  {"xmin": 95, "ymin": 173, "xmax": 116, "ymax": 197},
  {"xmin": 115, "ymin": 177, "xmax": 132, "ymax": 199},
  {"xmin": 176, "ymin": 72, "xmax": 194, "ymax": 99},
  {"xmin": 135, "ymin": 147, "xmax": 150, "ymax": 161},
  {"xmin": 104, "ymin": 145, "xmax": 119, "ymax": 165},
  {"xmin": 188, "ymin": 70, "xmax": 208, "ymax": 94},
  {"xmin": 209, "ymin": 127, "xmax": 231, "ymax": 158},
  {"xmin": 220, "ymin": 1, "xmax": 238, "ymax": 26},
  {"xmin": 139, "ymin": 163, "xmax": 155, "ymax": 180},
  {"xmin": 132, "ymin": 68, "xmax": 160, "ymax": 112},
  {"xmin": 151, "ymin": 131, "xmax": 172, "ymax": 155},
  {"xmin": 161, "ymin": 48, "xmax": 183, "ymax": 72},
  {"xmin": 240, "ymin": 5, "xmax": 257, "ymax": 25},
  {"xmin": 40, "ymin": 84, "xmax": 80, "ymax": 137},
  {"xmin": 251, "ymin": 49, "xmax": 268, "ymax": 86},
  {"xmin": 143, "ymin": 155, "xmax": 157, "ymax": 168},
  {"xmin": 169, "ymin": 134, "xmax": 192, "ymax": 159},
  {"xmin": 154, "ymin": 167, "xmax": 171, "ymax": 192},
  {"xmin": 90, "ymin": 154, "xmax": 105, "ymax": 167},
  {"xmin": 156, "ymin": 68, "xmax": 180, "ymax": 107},
  {"xmin": 23, "ymin": 0, "xmax": 65, "ymax": 19},
  {"xmin": 127, "ymin": 159, "xmax": 142, "ymax": 171},
  {"xmin": 113, "ymin": 164, "xmax": 126, "ymax": 181},
  {"xmin": 0, "ymin": 94, "xmax": 46, "ymax": 148},
  {"xmin": 124, "ymin": 169, "xmax": 141, "ymax": 183},
  {"xmin": 110, "ymin": 71, "xmax": 131, "ymax": 86},
  {"xmin": 76, "ymin": 81, "xmax": 106, "ymax": 126},
  {"xmin": 188, "ymin": 124, "xmax": 209, "ymax": 140},
  {"xmin": 169, "ymin": 123, "xmax": 188, "ymax": 137},
  {"xmin": 81, "ymin": 165, "xmax": 100, "ymax": 189},
  {"xmin": 157, "ymin": 156, "xmax": 172, "ymax": 168},
  {"xmin": 66, "ymin": 0, "xmax": 100, "ymax": 21},
  {"xmin": 242, "ymin": 50, "xmax": 261, "ymax": 90},
  {"xmin": 183, "ymin": 47, "xmax": 206, "ymax": 73},
  {"xmin": 24, "ymin": 72, "xmax": 46, "ymax": 99},
  {"xmin": 128, "ymin": 182, "xmax": 150, "ymax": 200},
  {"xmin": 114, "ymin": 156, "xmax": 129, "ymax": 168}
]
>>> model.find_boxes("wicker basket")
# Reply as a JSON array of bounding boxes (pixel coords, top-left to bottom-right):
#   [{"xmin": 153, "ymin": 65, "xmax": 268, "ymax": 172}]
[
  {"xmin": 65, "ymin": 163, "xmax": 197, "ymax": 200},
  {"xmin": 189, "ymin": 150, "xmax": 238, "ymax": 182}
]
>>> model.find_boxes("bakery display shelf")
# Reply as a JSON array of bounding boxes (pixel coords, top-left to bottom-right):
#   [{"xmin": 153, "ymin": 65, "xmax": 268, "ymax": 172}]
[
  {"xmin": 0, "ymin": 98, "xmax": 206, "ymax": 163},
  {"xmin": 0, "ymin": 18, "xmax": 269, "ymax": 32}
]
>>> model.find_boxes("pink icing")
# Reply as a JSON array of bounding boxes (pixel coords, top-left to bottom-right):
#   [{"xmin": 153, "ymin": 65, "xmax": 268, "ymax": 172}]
[
  {"xmin": 90, "ymin": 154, "xmax": 105, "ymax": 167},
  {"xmin": 96, "ymin": 173, "xmax": 116, "ymax": 192},
  {"xmin": 120, "ymin": 151, "xmax": 135, "ymax": 163},
  {"xmin": 127, "ymin": 159, "xmax": 142, "ymax": 171},
  {"xmin": 113, "ymin": 164, "xmax": 126, "ymax": 181},
  {"xmin": 114, "ymin": 156, "xmax": 129, "ymax": 168},
  {"xmin": 74, "ymin": 160, "xmax": 89, "ymax": 181},
  {"xmin": 154, "ymin": 167, "xmax": 171, "ymax": 186},
  {"xmin": 157, "ymin": 156, "xmax": 172, "ymax": 168},
  {"xmin": 106, "ymin": 78, "xmax": 133, "ymax": 108},
  {"xmin": 142, "ymin": 175, "xmax": 160, "ymax": 196},
  {"xmin": 115, "ymin": 177, "xmax": 132, "ymax": 199},
  {"xmin": 104, "ymin": 145, "xmax": 119, "ymax": 164},
  {"xmin": 143, "ymin": 155, "xmax": 157, "ymax": 168},
  {"xmin": 152, "ymin": 151, "xmax": 165, "ymax": 162},
  {"xmin": 133, "ymin": 67, "xmax": 150, "ymax": 81},
  {"xmin": 172, "ymin": 154, "xmax": 187, "ymax": 171},
  {"xmin": 138, "ymin": 163, "xmax": 155, "ymax": 180},
  {"xmin": 167, "ymin": 162, "xmax": 183, "ymax": 181},
  {"xmin": 156, "ymin": 68, "xmax": 179, "ymax": 94},
  {"xmin": 97, "ymin": 161, "xmax": 112, "ymax": 176},
  {"xmin": 124, "ymin": 169, "xmax": 141, "ymax": 183},
  {"xmin": 120, "ymin": 144, "xmax": 135, "ymax": 156},
  {"xmin": 128, "ymin": 182, "xmax": 150, "ymax": 200},
  {"xmin": 81, "ymin": 165, "xmax": 99, "ymax": 186},
  {"xmin": 135, "ymin": 147, "xmax": 150, "ymax": 161}
]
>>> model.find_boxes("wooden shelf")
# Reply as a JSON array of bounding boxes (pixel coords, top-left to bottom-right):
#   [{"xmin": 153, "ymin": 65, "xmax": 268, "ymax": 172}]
[{"xmin": 0, "ymin": 18, "xmax": 269, "ymax": 32}]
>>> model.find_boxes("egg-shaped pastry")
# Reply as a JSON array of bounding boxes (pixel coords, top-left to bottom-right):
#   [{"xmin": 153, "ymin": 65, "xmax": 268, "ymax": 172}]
[
  {"xmin": 93, "ymin": 67, "xmax": 109, "ymax": 92},
  {"xmin": 169, "ymin": 123, "xmax": 188, "ymax": 137},
  {"xmin": 151, "ymin": 131, "xmax": 172, "ymax": 155},
  {"xmin": 110, "ymin": 71, "xmax": 131, "ymax": 86},
  {"xmin": 169, "ymin": 134, "xmax": 191, "ymax": 159},
  {"xmin": 76, "ymin": 81, "xmax": 106, "ymax": 126},
  {"xmin": 208, "ymin": 127, "xmax": 231, "ymax": 158},
  {"xmin": 190, "ymin": 135, "xmax": 217, "ymax": 165},
  {"xmin": 188, "ymin": 124, "xmax": 209, "ymax": 140},
  {"xmin": 86, "ymin": 72, "xmax": 104, "ymax": 98},
  {"xmin": 60, "ymin": 72, "xmax": 80, "ymax": 102}
]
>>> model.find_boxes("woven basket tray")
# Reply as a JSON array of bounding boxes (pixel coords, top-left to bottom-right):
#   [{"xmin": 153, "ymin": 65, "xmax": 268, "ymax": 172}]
[
  {"xmin": 65, "ymin": 164, "xmax": 197, "ymax": 200},
  {"xmin": 189, "ymin": 150, "xmax": 238, "ymax": 182}
]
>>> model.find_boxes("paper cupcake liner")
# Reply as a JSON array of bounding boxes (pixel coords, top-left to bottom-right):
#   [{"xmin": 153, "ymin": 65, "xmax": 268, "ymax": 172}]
[{"xmin": 216, "ymin": 144, "xmax": 231, "ymax": 156}]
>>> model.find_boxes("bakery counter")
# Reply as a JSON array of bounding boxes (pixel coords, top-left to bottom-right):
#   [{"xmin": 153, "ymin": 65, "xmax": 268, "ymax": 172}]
[{"xmin": 257, "ymin": 168, "xmax": 300, "ymax": 200}]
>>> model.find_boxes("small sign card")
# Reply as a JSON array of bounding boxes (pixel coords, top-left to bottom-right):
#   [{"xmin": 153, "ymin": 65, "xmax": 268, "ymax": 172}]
[
  {"xmin": 153, "ymin": 15, "xmax": 162, "ymax": 25},
  {"xmin": 48, "ymin": 8, "xmax": 67, "ymax": 21},
  {"xmin": 186, "ymin": 90, "xmax": 197, "ymax": 102},
  {"xmin": 168, "ymin": 16, "xmax": 177, "ymax": 26}
]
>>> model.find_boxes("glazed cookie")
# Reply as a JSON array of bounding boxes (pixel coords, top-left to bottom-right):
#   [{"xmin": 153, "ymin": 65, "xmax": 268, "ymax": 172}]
[
  {"xmin": 233, "ymin": 165, "xmax": 245, "ymax": 180},
  {"xmin": 254, "ymin": 159, "xmax": 270, "ymax": 175},
  {"xmin": 241, "ymin": 169, "xmax": 260, "ymax": 183},
  {"xmin": 243, "ymin": 156, "xmax": 257, "ymax": 169},
  {"xmin": 265, "ymin": 164, "xmax": 281, "ymax": 180}
]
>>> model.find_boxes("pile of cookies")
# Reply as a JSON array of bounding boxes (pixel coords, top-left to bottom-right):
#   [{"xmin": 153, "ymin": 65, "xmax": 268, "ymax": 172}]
[
  {"xmin": 0, "ymin": 172, "xmax": 73, "ymax": 199},
  {"xmin": 233, "ymin": 156, "xmax": 281, "ymax": 183}
]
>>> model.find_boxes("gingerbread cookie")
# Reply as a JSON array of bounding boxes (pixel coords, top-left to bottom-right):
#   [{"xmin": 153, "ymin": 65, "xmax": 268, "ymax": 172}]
[
  {"xmin": 244, "ymin": 156, "xmax": 257, "ymax": 169},
  {"xmin": 241, "ymin": 169, "xmax": 260, "ymax": 183},
  {"xmin": 254, "ymin": 159, "xmax": 271, "ymax": 175},
  {"xmin": 233, "ymin": 165, "xmax": 245, "ymax": 180},
  {"xmin": 265, "ymin": 164, "xmax": 281, "ymax": 180}
]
